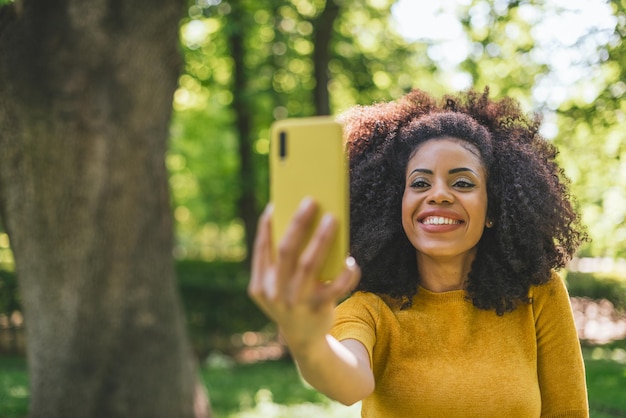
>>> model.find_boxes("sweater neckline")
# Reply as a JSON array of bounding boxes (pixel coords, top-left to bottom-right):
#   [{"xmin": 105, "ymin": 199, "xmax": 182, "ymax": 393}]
[{"xmin": 414, "ymin": 285, "xmax": 469, "ymax": 304}]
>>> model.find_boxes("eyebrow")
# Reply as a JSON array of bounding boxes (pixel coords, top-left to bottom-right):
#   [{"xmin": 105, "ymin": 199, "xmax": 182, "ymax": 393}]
[{"xmin": 409, "ymin": 167, "xmax": 478, "ymax": 175}]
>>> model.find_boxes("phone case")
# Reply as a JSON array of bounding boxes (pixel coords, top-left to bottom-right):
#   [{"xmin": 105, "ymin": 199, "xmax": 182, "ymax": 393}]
[{"xmin": 269, "ymin": 116, "xmax": 349, "ymax": 281}]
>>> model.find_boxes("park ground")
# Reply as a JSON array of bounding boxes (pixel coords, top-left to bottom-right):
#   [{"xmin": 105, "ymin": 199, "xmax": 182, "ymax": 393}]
[{"xmin": 1, "ymin": 295, "xmax": 625, "ymax": 418}]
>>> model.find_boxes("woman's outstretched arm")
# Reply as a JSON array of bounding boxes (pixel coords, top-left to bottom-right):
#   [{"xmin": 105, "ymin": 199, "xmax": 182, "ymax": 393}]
[{"xmin": 248, "ymin": 199, "xmax": 374, "ymax": 405}]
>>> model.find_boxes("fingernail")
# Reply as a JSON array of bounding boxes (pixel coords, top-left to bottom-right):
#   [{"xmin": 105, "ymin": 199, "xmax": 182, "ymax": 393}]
[
  {"xmin": 299, "ymin": 197, "xmax": 314, "ymax": 210},
  {"xmin": 299, "ymin": 196, "xmax": 316, "ymax": 211},
  {"xmin": 321, "ymin": 213, "xmax": 335, "ymax": 228}
]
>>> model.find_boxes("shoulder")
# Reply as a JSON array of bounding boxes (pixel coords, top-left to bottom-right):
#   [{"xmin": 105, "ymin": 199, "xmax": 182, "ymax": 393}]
[
  {"xmin": 529, "ymin": 271, "xmax": 569, "ymax": 301},
  {"xmin": 338, "ymin": 291, "xmax": 405, "ymax": 312},
  {"xmin": 332, "ymin": 292, "xmax": 384, "ymax": 346},
  {"xmin": 336, "ymin": 291, "xmax": 383, "ymax": 315},
  {"xmin": 528, "ymin": 270, "xmax": 575, "ymax": 320},
  {"xmin": 336, "ymin": 291, "xmax": 406, "ymax": 322}
]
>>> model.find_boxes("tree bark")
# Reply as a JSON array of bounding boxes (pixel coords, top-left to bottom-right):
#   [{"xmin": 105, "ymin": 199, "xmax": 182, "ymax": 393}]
[{"xmin": 0, "ymin": 1, "xmax": 209, "ymax": 417}]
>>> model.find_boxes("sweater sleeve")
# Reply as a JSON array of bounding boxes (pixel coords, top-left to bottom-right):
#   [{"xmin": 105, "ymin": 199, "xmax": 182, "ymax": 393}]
[
  {"xmin": 330, "ymin": 291, "xmax": 381, "ymax": 369},
  {"xmin": 532, "ymin": 271, "xmax": 589, "ymax": 418}
]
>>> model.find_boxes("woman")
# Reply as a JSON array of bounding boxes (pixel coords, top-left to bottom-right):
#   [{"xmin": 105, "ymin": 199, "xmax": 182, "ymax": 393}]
[{"xmin": 248, "ymin": 89, "xmax": 589, "ymax": 417}]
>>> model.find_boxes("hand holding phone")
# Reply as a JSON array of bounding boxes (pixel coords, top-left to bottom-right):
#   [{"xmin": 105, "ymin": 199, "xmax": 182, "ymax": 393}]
[
  {"xmin": 269, "ymin": 116, "xmax": 349, "ymax": 282},
  {"xmin": 248, "ymin": 119, "xmax": 358, "ymax": 373}
]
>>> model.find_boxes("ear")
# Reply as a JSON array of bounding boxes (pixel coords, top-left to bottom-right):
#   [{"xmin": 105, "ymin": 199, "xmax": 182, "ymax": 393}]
[{"xmin": 485, "ymin": 218, "xmax": 494, "ymax": 228}]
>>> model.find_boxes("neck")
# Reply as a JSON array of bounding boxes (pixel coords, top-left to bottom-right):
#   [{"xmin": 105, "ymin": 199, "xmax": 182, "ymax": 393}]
[{"xmin": 416, "ymin": 250, "xmax": 476, "ymax": 293}]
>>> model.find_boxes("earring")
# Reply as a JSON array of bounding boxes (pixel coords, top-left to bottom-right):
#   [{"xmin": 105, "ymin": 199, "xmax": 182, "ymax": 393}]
[{"xmin": 486, "ymin": 219, "xmax": 494, "ymax": 228}]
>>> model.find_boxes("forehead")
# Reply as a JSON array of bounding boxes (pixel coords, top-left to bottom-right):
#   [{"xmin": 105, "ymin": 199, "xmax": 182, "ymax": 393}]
[{"xmin": 408, "ymin": 137, "xmax": 484, "ymax": 166}]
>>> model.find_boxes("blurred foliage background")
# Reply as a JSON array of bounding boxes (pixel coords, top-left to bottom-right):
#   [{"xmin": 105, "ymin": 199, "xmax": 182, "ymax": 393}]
[
  {"xmin": 166, "ymin": 0, "xmax": 625, "ymax": 262},
  {"xmin": 0, "ymin": 0, "xmax": 625, "ymax": 357}
]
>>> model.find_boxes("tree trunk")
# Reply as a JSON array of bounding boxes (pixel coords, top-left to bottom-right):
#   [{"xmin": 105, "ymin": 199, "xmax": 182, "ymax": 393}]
[
  {"xmin": 313, "ymin": 0, "xmax": 340, "ymax": 116},
  {"xmin": 0, "ymin": 1, "xmax": 209, "ymax": 417},
  {"xmin": 229, "ymin": 4, "xmax": 258, "ymax": 265}
]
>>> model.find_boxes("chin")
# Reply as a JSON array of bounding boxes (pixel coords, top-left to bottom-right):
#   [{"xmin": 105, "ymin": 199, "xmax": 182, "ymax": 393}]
[{"xmin": 415, "ymin": 245, "xmax": 478, "ymax": 260}]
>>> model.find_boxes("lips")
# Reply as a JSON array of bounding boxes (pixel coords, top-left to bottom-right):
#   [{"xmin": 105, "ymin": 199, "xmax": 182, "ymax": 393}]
[{"xmin": 416, "ymin": 210, "xmax": 466, "ymax": 233}]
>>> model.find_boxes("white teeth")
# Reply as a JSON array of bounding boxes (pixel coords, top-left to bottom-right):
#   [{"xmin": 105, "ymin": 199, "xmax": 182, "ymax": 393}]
[{"xmin": 422, "ymin": 216, "xmax": 461, "ymax": 225}]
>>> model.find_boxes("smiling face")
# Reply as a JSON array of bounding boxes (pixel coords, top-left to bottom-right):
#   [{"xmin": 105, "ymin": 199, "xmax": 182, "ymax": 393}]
[{"xmin": 401, "ymin": 137, "xmax": 489, "ymax": 262}]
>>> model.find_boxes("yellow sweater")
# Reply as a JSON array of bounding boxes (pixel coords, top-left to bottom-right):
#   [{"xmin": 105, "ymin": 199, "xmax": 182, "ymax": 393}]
[{"xmin": 331, "ymin": 272, "xmax": 588, "ymax": 417}]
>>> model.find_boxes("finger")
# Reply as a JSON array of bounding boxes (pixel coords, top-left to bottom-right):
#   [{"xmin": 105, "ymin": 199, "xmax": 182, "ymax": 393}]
[
  {"xmin": 275, "ymin": 198, "xmax": 318, "ymax": 291},
  {"xmin": 314, "ymin": 257, "xmax": 361, "ymax": 308},
  {"xmin": 248, "ymin": 204, "xmax": 274, "ymax": 301},
  {"xmin": 288, "ymin": 213, "xmax": 338, "ymax": 306}
]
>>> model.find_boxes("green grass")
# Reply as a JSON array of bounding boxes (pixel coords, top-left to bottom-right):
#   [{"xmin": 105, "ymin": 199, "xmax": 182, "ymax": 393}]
[
  {"xmin": 583, "ymin": 341, "xmax": 626, "ymax": 418},
  {"xmin": 201, "ymin": 356, "xmax": 336, "ymax": 416},
  {"xmin": 0, "ymin": 357, "xmax": 29, "ymax": 418},
  {"xmin": 1, "ymin": 344, "xmax": 625, "ymax": 417},
  {"xmin": 0, "ymin": 356, "xmax": 354, "ymax": 418}
]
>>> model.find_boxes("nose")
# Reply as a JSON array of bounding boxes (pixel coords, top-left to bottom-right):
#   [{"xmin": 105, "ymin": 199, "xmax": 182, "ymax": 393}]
[{"xmin": 428, "ymin": 181, "xmax": 454, "ymax": 205}]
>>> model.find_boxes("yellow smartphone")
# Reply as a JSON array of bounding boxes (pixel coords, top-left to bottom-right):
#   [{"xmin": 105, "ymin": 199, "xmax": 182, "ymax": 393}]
[{"xmin": 269, "ymin": 116, "xmax": 349, "ymax": 282}]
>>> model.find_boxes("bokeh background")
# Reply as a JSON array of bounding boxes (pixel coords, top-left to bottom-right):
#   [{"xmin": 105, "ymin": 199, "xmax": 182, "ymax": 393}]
[{"xmin": 0, "ymin": 0, "xmax": 624, "ymax": 416}]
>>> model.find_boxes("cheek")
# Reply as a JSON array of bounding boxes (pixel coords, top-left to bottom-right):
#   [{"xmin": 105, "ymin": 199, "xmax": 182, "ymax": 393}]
[
  {"xmin": 480, "ymin": 190, "xmax": 489, "ymax": 218},
  {"xmin": 470, "ymin": 193, "xmax": 489, "ymax": 228},
  {"xmin": 401, "ymin": 190, "xmax": 416, "ymax": 233}
]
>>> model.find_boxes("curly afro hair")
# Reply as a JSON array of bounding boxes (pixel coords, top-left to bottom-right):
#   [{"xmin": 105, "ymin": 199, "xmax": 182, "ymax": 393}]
[{"xmin": 341, "ymin": 88, "xmax": 587, "ymax": 315}]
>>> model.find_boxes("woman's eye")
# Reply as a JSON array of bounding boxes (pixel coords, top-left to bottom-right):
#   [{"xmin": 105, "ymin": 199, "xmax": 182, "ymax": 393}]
[
  {"xmin": 410, "ymin": 179, "xmax": 430, "ymax": 188},
  {"xmin": 454, "ymin": 180, "xmax": 475, "ymax": 189}
]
